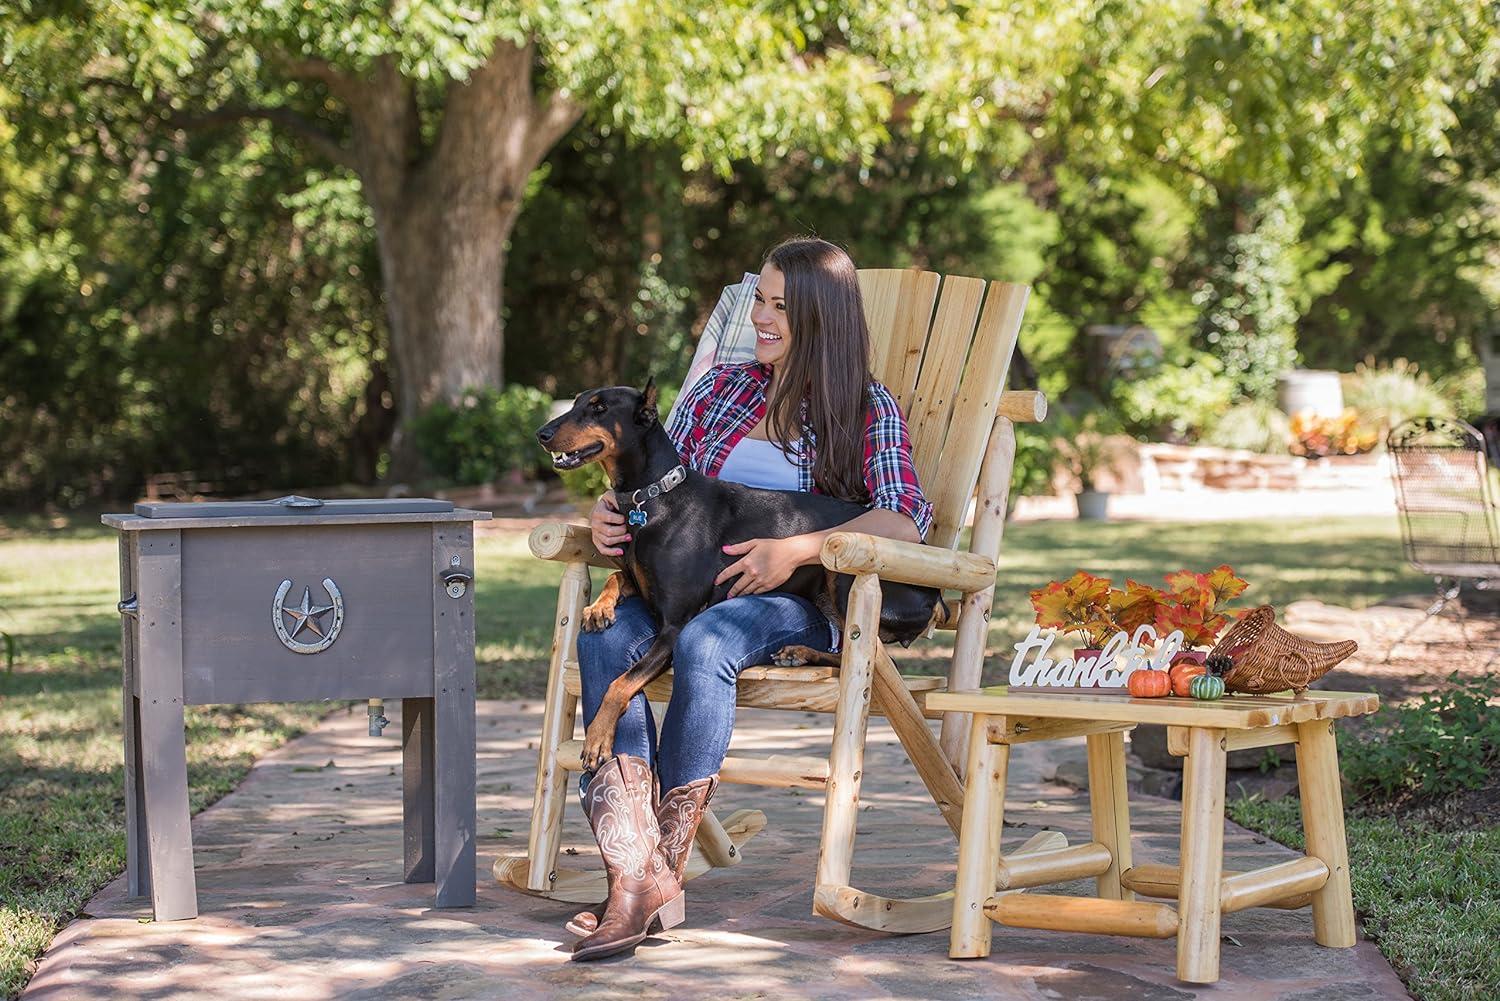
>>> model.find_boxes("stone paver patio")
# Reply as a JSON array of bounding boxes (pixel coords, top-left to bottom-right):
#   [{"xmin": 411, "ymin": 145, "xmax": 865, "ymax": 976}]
[{"xmin": 22, "ymin": 702, "xmax": 1407, "ymax": 1000}]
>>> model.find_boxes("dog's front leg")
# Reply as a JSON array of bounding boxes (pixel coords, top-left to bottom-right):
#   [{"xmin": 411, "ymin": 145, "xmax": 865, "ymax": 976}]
[
  {"xmin": 582, "ymin": 570, "xmax": 637, "ymax": 632},
  {"xmin": 581, "ymin": 627, "xmax": 679, "ymax": 771}
]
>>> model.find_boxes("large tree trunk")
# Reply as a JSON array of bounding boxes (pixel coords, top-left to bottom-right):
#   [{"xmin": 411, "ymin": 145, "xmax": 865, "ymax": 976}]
[{"xmin": 321, "ymin": 44, "xmax": 580, "ymax": 480}]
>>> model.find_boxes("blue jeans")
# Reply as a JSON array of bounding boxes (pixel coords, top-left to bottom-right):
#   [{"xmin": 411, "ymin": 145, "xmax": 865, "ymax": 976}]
[{"xmin": 577, "ymin": 594, "xmax": 837, "ymax": 791}]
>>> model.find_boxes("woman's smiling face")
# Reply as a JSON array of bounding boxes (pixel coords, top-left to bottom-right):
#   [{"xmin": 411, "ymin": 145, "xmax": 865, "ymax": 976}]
[{"xmin": 751, "ymin": 263, "xmax": 791, "ymax": 366}]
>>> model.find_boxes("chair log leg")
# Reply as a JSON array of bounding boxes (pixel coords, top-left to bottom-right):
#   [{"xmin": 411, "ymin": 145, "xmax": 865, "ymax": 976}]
[
  {"xmin": 518, "ymin": 561, "xmax": 588, "ymax": 893},
  {"xmin": 872, "ymin": 648, "xmax": 965, "ymax": 836},
  {"xmin": 950, "ymin": 713, "xmax": 1008, "ymax": 958},
  {"xmin": 1086, "ymin": 730, "xmax": 1134, "ymax": 901},
  {"xmin": 814, "ymin": 574, "xmax": 882, "ymax": 895},
  {"xmin": 1177, "ymin": 727, "xmax": 1227, "ymax": 984},
  {"xmin": 1296, "ymin": 719, "xmax": 1357, "ymax": 948}
]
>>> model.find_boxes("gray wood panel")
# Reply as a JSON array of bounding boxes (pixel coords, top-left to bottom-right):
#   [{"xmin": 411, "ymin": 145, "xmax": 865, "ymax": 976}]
[
  {"xmin": 403, "ymin": 697, "xmax": 435, "ymax": 884},
  {"xmin": 136, "ymin": 530, "xmax": 198, "ymax": 920},
  {"xmin": 431, "ymin": 524, "xmax": 477, "ymax": 907},
  {"xmin": 119, "ymin": 534, "xmax": 149, "ymax": 897},
  {"xmin": 179, "ymin": 524, "xmax": 437, "ymax": 703}
]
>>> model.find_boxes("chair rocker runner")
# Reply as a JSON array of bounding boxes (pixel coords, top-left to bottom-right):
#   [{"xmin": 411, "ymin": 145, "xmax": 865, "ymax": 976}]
[{"xmin": 496, "ymin": 268, "xmax": 1054, "ymax": 932}]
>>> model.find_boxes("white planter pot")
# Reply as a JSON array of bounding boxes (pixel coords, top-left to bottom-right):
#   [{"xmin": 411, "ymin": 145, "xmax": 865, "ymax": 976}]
[{"xmin": 1076, "ymin": 490, "xmax": 1111, "ymax": 521}]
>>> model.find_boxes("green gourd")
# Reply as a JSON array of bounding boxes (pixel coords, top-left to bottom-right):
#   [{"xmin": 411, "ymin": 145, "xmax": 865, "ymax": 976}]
[{"xmin": 1190, "ymin": 674, "xmax": 1226, "ymax": 701}]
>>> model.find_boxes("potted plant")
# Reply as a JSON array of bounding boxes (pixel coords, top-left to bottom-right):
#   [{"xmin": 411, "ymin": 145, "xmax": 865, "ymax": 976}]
[{"xmin": 1054, "ymin": 410, "xmax": 1125, "ymax": 521}]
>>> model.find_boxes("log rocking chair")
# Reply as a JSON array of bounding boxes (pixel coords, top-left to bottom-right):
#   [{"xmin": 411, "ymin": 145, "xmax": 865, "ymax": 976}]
[{"xmin": 496, "ymin": 268, "xmax": 1070, "ymax": 933}]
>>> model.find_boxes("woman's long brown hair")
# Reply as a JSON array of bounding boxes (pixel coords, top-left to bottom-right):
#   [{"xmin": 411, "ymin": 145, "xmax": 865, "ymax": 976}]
[{"xmin": 763, "ymin": 237, "xmax": 872, "ymax": 503}]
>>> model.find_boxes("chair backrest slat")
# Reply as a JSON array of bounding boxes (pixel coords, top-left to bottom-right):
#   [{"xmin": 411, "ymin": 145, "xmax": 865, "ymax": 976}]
[
  {"xmin": 906, "ymin": 275, "xmax": 988, "ymax": 492},
  {"xmin": 857, "ymin": 269, "xmax": 1030, "ymax": 553},
  {"xmin": 860, "ymin": 269, "xmax": 940, "ymax": 410},
  {"xmin": 927, "ymin": 283, "xmax": 1030, "ymax": 551}
]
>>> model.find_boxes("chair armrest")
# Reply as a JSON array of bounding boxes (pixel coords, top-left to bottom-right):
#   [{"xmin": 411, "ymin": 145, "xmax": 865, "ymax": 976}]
[
  {"xmin": 820, "ymin": 532, "xmax": 996, "ymax": 592},
  {"xmin": 528, "ymin": 521, "xmax": 622, "ymax": 570},
  {"xmin": 999, "ymin": 390, "xmax": 1047, "ymax": 423}
]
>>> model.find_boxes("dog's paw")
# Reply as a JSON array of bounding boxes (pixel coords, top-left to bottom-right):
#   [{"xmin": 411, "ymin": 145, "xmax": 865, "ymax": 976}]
[
  {"xmin": 581, "ymin": 600, "xmax": 617, "ymax": 633},
  {"xmin": 580, "ymin": 724, "xmax": 613, "ymax": 772},
  {"xmin": 772, "ymin": 645, "xmax": 809, "ymax": 667}
]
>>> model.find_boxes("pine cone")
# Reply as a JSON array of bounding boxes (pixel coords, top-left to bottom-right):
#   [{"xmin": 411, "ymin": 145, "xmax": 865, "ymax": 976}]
[{"xmin": 1206, "ymin": 653, "xmax": 1234, "ymax": 678}]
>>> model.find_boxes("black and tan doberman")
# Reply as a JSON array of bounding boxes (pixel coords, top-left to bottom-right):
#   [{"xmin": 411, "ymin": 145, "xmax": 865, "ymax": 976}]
[{"xmin": 537, "ymin": 381, "xmax": 944, "ymax": 771}]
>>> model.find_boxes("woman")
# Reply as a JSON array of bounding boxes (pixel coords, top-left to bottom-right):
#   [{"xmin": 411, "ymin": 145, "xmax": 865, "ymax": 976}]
[{"xmin": 570, "ymin": 237, "xmax": 933, "ymax": 961}]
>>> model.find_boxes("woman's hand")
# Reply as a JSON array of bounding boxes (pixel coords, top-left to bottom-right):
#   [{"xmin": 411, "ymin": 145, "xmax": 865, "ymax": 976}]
[
  {"xmin": 715, "ymin": 535, "xmax": 821, "ymax": 597},
  {"xmin": 589, "ymin": 491, "xmax": 630, "ymax": 557}
]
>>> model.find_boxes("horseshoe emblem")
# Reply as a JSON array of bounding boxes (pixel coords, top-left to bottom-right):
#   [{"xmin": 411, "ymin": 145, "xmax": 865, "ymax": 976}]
[{"xmin": 272, "ymin": 578, "xmax": 345, "ymax": 654}]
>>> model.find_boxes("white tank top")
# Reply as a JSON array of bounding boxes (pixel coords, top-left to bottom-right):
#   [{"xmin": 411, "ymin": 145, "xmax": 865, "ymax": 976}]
[{"xmin": 716, "ymin": 436, "xmax": 800, "ymax": 491}]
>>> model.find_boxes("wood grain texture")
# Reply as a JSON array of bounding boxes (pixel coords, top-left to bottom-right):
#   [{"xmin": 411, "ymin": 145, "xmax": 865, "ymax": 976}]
[
  {"xmin": 431, "ymin": 524, "xmax": 477, "ymax": 907},
  {"xmin": 816, "ymin": 574, "xmax": 882, "ymax": 889},
  {"xmin": 1297, "ymin": 718, "xmax": 1358, "ymax": 947},
  {"xmin": 928, "ymin": 688, "xmax": 1378, "ymax": 729},
  {"xmin": 178, "ymin": 523, "xmax": 438, "ymax": 704},
  {"xmin": 988, "ymin": 895, "xmax": 1179, "ymax": 939},
  {"xmin": 1086, "ymin": 730, "xmax": 1135, "ymax": 900},
  {"xmin": 524, "ymin": 561, "xmax": 589, "ymax": 893},
  {"xmin": 135, "ymin": 530, "xmax": 197, "ymax": 921},
  {"xmin": 1177, "ymin": 726, "xmax": 1228, "ymax": 983},
  {"xmin": 859, "ymin": 269, "xmax": 941, "ymax": 407}
]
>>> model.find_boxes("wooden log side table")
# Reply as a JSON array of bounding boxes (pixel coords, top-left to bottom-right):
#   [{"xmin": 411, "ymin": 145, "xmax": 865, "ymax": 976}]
[{"xmin": 925, "ymin": 687, "xmax": 1380, "ymax": 985}]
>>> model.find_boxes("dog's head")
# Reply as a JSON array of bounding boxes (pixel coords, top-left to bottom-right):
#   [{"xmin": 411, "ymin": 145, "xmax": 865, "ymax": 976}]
[{"xmin": 536, "ymin": 379, "xmax": 660, "ymax": 473}]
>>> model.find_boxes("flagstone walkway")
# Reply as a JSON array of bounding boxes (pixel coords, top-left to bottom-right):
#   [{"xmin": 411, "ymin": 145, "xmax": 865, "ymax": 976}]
[{"xmin": 22, "ymin": 702, "xmax": 1408, "ymax": 1001}]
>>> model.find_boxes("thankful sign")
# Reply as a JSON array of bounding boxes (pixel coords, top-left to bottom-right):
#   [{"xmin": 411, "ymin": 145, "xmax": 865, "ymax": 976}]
[
  {"xmin": 1009, "ymin": 624, "xmax": 1186, "ymax": 691},
  {"xmin": 1017, "ymin": 566, "xmax": 1249, "ymax": 693}
]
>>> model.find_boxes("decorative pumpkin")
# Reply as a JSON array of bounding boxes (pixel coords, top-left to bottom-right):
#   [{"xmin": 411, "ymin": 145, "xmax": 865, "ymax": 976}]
[
  {"xmin": 1169, "ymin": 661, "xmax": 1207, "ymax": 697},
  {"xmin": 1127, "ymin": 669, "xmax": 1171, "ymax": 698},
  {"xmin": 1189, "ymin": 674, "xmax": 1226, "ymax": 700}
]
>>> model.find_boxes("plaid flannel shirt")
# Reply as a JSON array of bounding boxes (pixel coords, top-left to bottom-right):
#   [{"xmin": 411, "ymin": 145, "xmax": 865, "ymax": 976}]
[{"xmin": 665, "ymin": 361, "xmax": 934, "ymax": 540}]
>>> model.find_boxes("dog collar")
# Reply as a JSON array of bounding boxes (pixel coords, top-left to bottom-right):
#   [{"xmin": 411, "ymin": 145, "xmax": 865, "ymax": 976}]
[{"xmin": 625, "ymin": 464, "xmax": 687, "ymax": 526}]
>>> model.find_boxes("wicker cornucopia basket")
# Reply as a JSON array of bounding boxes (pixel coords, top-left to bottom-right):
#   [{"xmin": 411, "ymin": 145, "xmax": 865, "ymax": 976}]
[{"xmin": 1206, "ymin": 605, "xmax": 1357, "ymax": 695}]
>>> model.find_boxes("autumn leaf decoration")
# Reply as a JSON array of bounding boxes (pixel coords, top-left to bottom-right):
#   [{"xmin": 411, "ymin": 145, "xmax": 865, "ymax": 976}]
[
  {"xmin": 1036, "ymin": 565, "xmax": 1249, "ymax": 652},
  {"xmin": 1159, "ymin": 564, "xmax": 1250, "ymax": 648},
  {"xmin": 1030, "ymin": 570, "xmax": 1120, "ymax": 648}
]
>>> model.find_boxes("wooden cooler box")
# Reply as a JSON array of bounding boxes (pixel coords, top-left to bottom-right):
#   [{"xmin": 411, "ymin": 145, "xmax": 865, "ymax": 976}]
[{"xmin": 103, "ymin": 496, "xmax": 491, "ymax": 920}]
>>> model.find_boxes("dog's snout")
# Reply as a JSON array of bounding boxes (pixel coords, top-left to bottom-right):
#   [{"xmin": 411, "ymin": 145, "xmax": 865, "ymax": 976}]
[{"xmin": 537, "ymin": 421, "xmax": 557, "ymax": 445}]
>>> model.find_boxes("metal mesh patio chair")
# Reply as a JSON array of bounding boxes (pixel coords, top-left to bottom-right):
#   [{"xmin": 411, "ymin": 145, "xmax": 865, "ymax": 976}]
[{"xmin": 1385, "ymin": 416, "xmax": 1500, "ymax": 658}]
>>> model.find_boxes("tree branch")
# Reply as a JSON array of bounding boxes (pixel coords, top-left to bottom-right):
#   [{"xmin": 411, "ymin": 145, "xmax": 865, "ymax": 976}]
[
  {"xmin": 523, "ymin": 88, "xmax": 584, "ymax": 169},
  {"xmin": 271, "ymin": 53, "xmax": 361, "ymax": 104},
  {"xmin": 171, "ymin": 104, "xmax": 357, "ymax": 170}
]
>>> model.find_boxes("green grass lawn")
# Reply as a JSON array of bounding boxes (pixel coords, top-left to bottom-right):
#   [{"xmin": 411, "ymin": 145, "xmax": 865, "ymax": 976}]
[
  {"xmin": 1227, "ymin": 797, "xmax": 1500, "ymax": 1001},
  {"xmin": 0, "ymin": 512, "xmax": 1442, "ymax": 997}
]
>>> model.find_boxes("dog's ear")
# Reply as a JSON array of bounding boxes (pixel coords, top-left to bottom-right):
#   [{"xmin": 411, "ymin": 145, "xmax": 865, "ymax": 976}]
[{"xmin": 637, "ymin": 377, "xmax": 659, "ymax": 426}]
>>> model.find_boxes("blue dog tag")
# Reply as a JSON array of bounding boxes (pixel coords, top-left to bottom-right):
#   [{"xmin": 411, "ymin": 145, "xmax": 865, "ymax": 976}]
[{"xmin": 627, "ymin": 509, "xmax": 648, "ymax": 527}]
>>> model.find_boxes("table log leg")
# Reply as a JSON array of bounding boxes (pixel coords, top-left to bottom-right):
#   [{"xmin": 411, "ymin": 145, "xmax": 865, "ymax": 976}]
[
  {"xmin": 950, "ymin": 714, "xmax": 1008, "ymax": 959},
  {"xmin": 1296, "ymin": 719, "xmax": 1356, "ymax": 947},
  {"xmin": 1177, "ymin": 726, "xmax": 1227, "ymax": 984},
  {"xmin": 1086, "ymin": 730, "xmax": 1133, "ymax": 901}
]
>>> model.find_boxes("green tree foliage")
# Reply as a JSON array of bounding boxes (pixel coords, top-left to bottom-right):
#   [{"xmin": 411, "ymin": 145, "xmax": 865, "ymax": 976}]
[{"xmin": 2, "ymin": 3, "xmax": 1497, "ymax": 506}]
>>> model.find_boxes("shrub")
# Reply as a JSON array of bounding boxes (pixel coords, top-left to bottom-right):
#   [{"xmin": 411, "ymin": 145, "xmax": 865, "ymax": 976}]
[
  {"xmin": 1201, "ymin": 401, "xmax": 1291, "ymax": 454},
  {"xmin": 412, "ymin": 385, "xmax": 555, "ymax": 485},
  {"xmin": 1343, "ymin": 358, "xmax": 1453, "ymax": 438},
  {"xmin": 1341, "ymin": 673, "xmax": 1500, "ymax": 805},
  {"xmin": 1433, "ymin": 366, "xmax": 1486, "ymax": 421},
  {"xmin": 1112, "ymin": 350, "xmax": 1237, "ymax": 443}
]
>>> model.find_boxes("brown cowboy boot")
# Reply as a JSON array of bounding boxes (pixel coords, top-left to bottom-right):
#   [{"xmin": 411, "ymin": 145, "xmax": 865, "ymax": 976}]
[
  {"xmin": 566, "ymin": 775, "xmax": 718, "ymax": 937},
  {"xmin": 571, "ymin": 755, "xmax": 685, "ymax": 962}
]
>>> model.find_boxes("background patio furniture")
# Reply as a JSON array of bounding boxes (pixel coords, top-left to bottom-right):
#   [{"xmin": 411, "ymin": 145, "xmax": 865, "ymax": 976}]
[{"xmin": 1386, "ymin": 416, "xmax": 1500, "ymax": 656}]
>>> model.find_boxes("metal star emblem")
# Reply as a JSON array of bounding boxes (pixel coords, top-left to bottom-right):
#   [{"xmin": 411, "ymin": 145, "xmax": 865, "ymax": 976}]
[{"xmin": 281, "ymin": 586, "xmax": 335, "ymax": 640}]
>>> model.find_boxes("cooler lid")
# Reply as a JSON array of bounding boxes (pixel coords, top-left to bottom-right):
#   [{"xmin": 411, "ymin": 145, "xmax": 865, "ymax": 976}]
[{"xmin": 133, "ymin": 494, "xmax": 456, "ymax": 519}]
